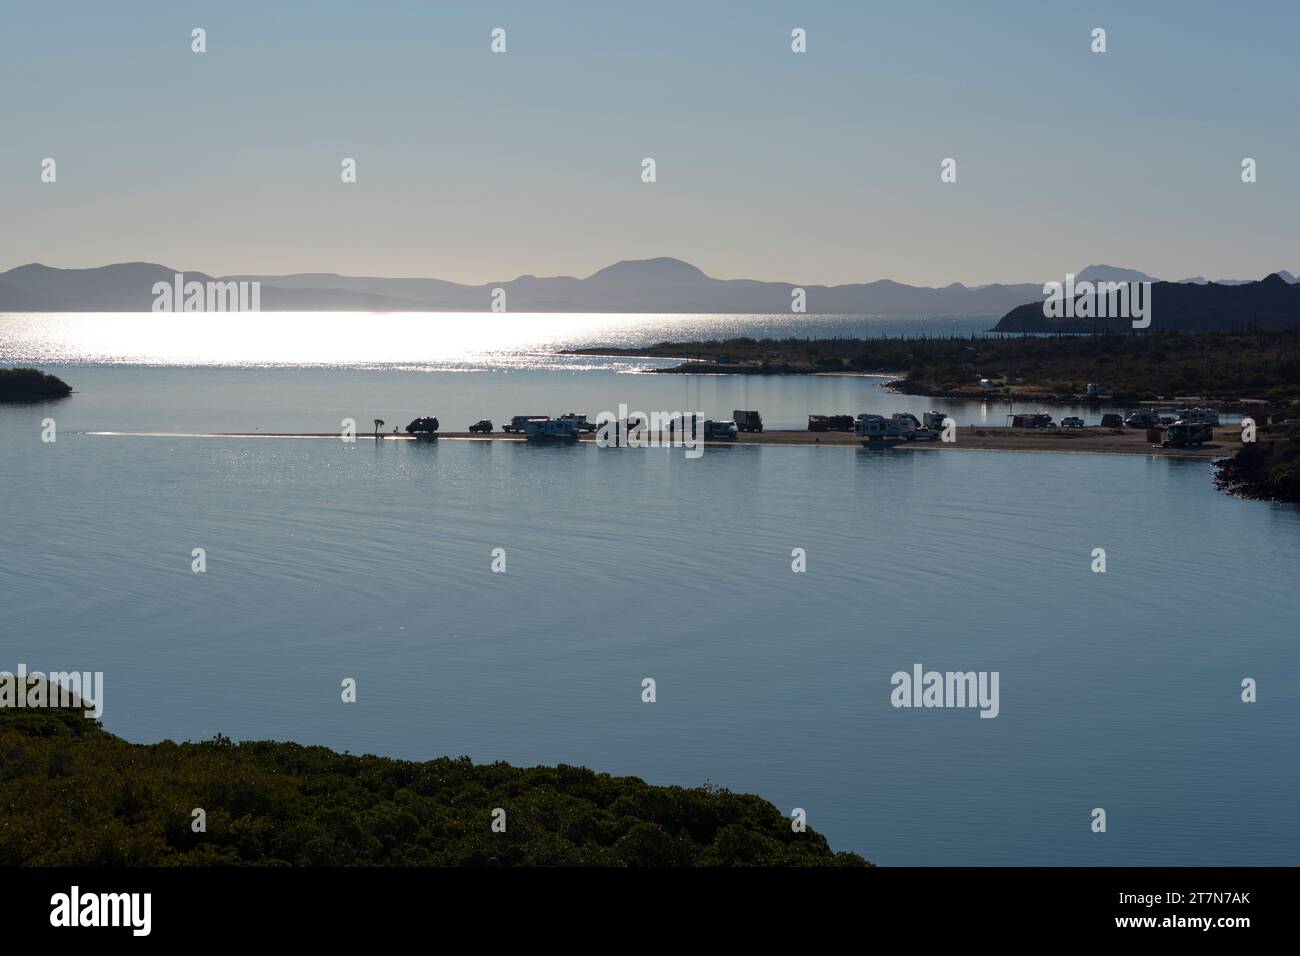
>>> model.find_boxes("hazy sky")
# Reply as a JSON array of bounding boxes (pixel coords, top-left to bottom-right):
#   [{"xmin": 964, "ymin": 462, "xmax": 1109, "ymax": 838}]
[{"xmin": 2, "ymin": 0, "xmax": 1297, "ymax": 286}]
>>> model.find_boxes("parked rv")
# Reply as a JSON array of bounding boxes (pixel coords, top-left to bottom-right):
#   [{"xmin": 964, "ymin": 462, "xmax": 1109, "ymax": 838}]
[
  {"xmin": 922, "ymin": 412, "xmax": 949, "ymax": 431},
  {"xmin": 558, "ymin": 412, "xmax": 598, "ymax": 433},
  {"xmin": 810, "ymin": 414, "xmax": 854, "ymax": 431},
  {"xmin": 1011, "ymin": 413, "xmax": 1054, "ymax": 429},
  {"xmin": 733, "ymin": 410, "xmax": 763, "ymax": 432},
  {"xmin": 1176, "ymin": 407, "xmax": 1221, "ymax": 426},
  {"xmin": 503, "ymin": 415, "xmax": 548, "ymax": 433},
  {"xmin": 891, "ymin": 412, "xmax": 938, "ymax": 441},
  {"xmin": 1100, "ymin": 413, "xmax": 1123, "ymax": 428},
  {"xmin": 1162, "ymin": 421, "xmax": 1214, "ymax": 447},
  {"xmin": 1123, "ymin": 410, "xmax": 1162, "ymax": 428},
  {"xmin": 856, "ymin": 414, "xmax": 907, "ymax": 445}
]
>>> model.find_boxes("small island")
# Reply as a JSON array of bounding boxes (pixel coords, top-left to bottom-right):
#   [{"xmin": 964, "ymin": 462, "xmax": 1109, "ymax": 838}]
[
  {"xmin": 0, "ymin": 367, "xmax": 73, "ymax": 402},
  {"xmin": 0, "ymin": 700, "xmax": 868, "ymax": 867}
]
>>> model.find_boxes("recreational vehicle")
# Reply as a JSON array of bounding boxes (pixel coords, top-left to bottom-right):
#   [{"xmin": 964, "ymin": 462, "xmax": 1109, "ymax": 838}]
[
  {"xmin": 1123, "ymin": 410, "xmax": 1162, "ymax": 429},
  {"xmin": 1175, "ymin": 407, "xmax": 1221, "ymax": 426}
]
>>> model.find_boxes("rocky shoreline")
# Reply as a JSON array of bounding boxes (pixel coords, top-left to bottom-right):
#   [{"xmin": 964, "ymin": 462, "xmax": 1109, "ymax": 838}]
[{"xmin": 1213, "ymin": 429, "xmax": 1300, "ymax": 503}]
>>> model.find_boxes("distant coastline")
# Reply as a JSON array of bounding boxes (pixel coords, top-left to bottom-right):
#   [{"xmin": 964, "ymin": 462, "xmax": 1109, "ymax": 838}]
[{"xmin": 568, "ymin": 330, "xmax": 1300, "ymax": 413}]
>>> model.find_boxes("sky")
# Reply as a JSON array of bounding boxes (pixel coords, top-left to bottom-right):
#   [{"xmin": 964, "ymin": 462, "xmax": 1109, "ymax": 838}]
[{"xmin": 1, "ymin": 0, "xmax": 1297, "ymax": 286}]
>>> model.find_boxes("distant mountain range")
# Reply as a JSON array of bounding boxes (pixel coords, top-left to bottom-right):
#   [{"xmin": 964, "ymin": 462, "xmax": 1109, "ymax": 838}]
[{"xmin": 0, "ymin": 258, "xmax": 1296, "ymax": 321}]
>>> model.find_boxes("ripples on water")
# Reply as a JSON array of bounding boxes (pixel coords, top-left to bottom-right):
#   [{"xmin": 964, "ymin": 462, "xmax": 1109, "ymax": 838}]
[
  {"xmin": 1, "ymin": 423, "xmax": 1297, "ymax": 865},
  {"xmin": 0, "ymin": 311, "xmax": 1296, "ymax": 865}
]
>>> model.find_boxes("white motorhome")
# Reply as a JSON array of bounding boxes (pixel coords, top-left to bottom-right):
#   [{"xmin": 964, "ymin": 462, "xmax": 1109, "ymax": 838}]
[
  {"xmin": 855, "ymin": 414, "xmax": 907, "ymax": 444},
  {"xmin": 1176, "ymin": 407, "xmax": 1221, "ymax": 426},
  {"xmin": 1123, "ymin": 410, "xmax": 1161, "ymax": 428}
]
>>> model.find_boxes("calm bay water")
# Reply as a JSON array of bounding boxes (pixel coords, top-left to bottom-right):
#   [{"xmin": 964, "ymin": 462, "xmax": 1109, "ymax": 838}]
[{"xmin": 1, "ymin": 312, "xmax": 1297, "ymax": 865}]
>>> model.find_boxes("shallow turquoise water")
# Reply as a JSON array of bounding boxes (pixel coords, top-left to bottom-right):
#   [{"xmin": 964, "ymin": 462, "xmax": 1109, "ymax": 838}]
[{"xmin": 2, "ymin": 388, "xmax": 1297, "ymax": 865}]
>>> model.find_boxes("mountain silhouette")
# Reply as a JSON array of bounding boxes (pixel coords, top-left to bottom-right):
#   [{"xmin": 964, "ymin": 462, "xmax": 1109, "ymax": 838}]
[
  {"xmin": 1, "ymin": 258, "xmax": 1296, "ymax": 317},
  {"xmin": 993, "ymin": 273, "xmax": 1300, "ymax": 332}
]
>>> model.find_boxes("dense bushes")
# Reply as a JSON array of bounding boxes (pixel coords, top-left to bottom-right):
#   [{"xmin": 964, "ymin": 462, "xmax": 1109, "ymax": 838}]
[{"xmin": 0, "ymin": 705, "xmax": 867, "ymax": 867}]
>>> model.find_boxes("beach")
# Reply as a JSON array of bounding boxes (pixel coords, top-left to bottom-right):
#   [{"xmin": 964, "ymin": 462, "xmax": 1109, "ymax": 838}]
[{"xmin": 84, "ymin": 425, "xmax": 1243, "ymax": 459}]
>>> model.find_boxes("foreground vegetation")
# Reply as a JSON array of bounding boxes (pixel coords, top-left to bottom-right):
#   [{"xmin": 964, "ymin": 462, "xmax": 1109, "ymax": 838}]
[
  {"xmin": 0, "ymin": 705, "xmax": 867, "ymax": 866},
  {"xmin": 0, "ymin": 367, "xmax": 72, "ymax": 402},
  {"xmin": 573, "ymin": 330, "xmax": 1300, "ymax": 408},
  {"xmin": 1214, "ymin": 426, "xmax": 1300, "ymax": 503}
]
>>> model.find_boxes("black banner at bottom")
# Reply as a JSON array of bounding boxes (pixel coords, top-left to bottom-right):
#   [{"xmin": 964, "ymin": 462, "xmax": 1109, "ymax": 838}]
[{"xmin": 0, "ymin": 866, "xmax": 1277, "ymax": 940}]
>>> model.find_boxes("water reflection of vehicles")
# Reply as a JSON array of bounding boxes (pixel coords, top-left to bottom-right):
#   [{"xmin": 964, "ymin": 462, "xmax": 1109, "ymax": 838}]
[{"xmin": 524, "ymin": 418, "xmax": 579, "ymax": 442}]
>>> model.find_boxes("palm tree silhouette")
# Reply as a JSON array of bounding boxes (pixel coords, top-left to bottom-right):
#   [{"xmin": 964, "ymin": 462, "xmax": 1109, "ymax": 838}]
[{"xmin": 374, "ymin": 419, "xmax": 384, "ymax": 440}]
